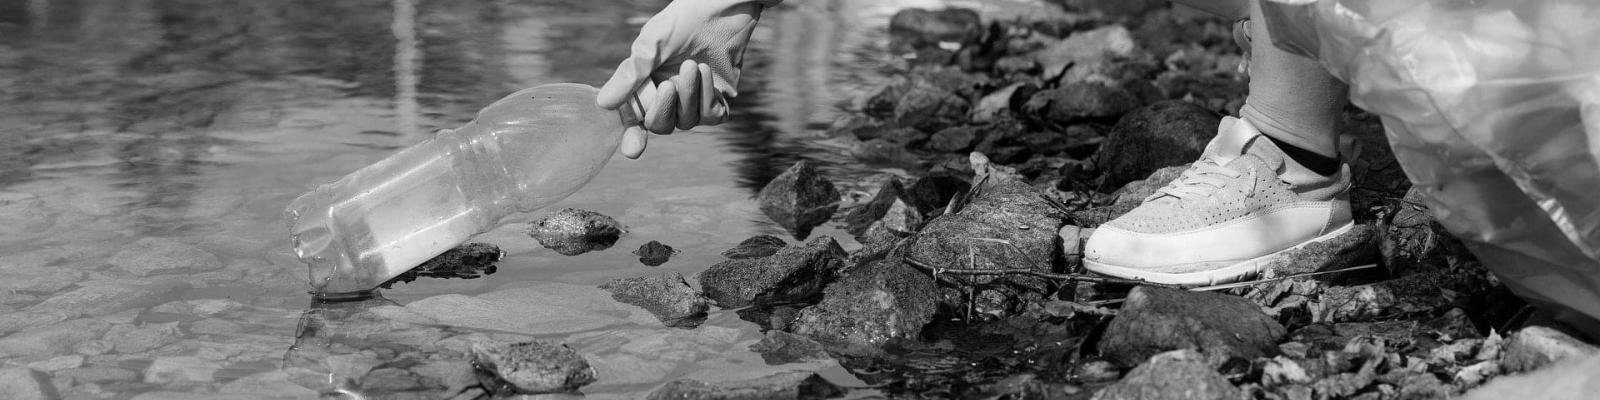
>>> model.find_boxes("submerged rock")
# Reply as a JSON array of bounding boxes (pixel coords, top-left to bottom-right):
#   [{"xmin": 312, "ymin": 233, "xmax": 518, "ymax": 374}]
[
  {"xmin": 789, "ymin": 247, "xmax": 938, "ymax": 356},
  {"xmin": 109, "ymin": 237, "xmax": 221, "ymax": 277},
  {"xmin": 1098, "ymin": 286, "xmax": 1286, "ymax": 367},
  {"xmin": 1095, "ymin": 101, "xmax": 1219, "ymax": 189},
  {"xmin": 526, "ymin": 208, "xmax": 626, "ymax": 256},
  {"xmin": 380, "ymin": 242, "xmax": 503, "ymax": 289},
  {"xmin": 0, "ymin": 367, "xmax": 59, "ymax": 400},
  {"xmin": 1090, "ymin": 349, "xmax": 1241, "ymax": 400},
  {"xmin": 646, "ymin": 371, "xmax": 845, "ymax": 400},
  {"xmin": 633, "ymin": 241, "xmax": 677, "ymax": 267},
  {"xmin": 721, "ymin": 235, "xmax": 788, "ymax": 259},
  {"xmin": 757, "ymin": 160, "xmax": 840, "ymax": 240},
  {"xmin": 699, "ymin": 236, "xmax": 847, "ymax": 308},
  {"xmin": 471, "ymin": 340, "xmax": 595, "ymax": 395},
  {"xmin": 750, "ymin": 330, "xmax": 833, "ymax": 365},
  {"xmin": 599, "ymin": 272, "xmax": 709, "ymax": 328}
]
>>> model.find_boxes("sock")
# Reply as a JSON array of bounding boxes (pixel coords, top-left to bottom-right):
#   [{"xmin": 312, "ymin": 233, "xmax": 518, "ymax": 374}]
[{"xmin": 1266, "ymin": 135, "xmax": 1341, "ymax": 176}]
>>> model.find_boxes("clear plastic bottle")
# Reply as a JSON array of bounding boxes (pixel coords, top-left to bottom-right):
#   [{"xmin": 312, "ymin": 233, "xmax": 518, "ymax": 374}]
[{"xmin": 285, "ymin": 83, "xmax": 642, "ymax": 294}]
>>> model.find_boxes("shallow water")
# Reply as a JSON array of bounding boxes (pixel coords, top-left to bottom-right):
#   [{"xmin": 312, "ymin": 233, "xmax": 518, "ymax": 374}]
[{"xmin": 0, "ymin": 0, "xmax": 1063, "ymax": 398}]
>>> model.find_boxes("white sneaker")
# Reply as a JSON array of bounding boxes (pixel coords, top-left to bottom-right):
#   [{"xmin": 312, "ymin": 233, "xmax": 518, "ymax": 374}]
[{"xmin": 1081, "ymin": 116, "xmax": 1353, "ymax": 285}]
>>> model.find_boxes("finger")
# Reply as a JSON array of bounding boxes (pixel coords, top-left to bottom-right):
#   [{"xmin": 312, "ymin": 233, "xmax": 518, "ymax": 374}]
[
  {"xmin": 698, "ymin": 63, "xmax": 717, "ymax": 125},
  {"xmin": 673, "ymin": 61, "xmax": 701, "ymax": 130},
  {"xmin": 598, "ymin": 54, "xmax": 654, "ymax": 110},
  {"xmin": 619, "ymin": 126, "xmax": 648, "ymax": 159},
  {"xmin": 703, "ymin": 94, "xmax": 729, "ymax": 126},
  {"xmin": 644, "ymin": 80, "xmax": 679, "ymax": 135}
]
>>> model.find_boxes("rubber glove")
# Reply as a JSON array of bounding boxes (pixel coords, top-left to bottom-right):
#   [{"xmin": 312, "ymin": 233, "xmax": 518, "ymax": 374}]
[{"xmin": 597, "ymin": 0, "xmax": 783, "ymax": 159}]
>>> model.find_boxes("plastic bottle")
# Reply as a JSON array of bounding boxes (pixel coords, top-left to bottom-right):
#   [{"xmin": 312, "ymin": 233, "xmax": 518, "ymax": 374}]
[{"xmin": 285, "ymin": 83, "xmax": 643, "ymax": 294}]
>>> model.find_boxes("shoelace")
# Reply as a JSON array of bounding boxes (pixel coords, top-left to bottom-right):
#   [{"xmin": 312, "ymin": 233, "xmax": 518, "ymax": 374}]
[{"xmin": 1148, "ymin": 159, "xmax": 1254, "ymax": 202}]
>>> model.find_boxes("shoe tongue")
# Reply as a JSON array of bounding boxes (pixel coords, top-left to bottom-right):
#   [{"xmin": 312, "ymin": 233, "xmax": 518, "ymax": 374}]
[{"xmin": 1201, "ymin": 117, "xmax": 1256, "ymax": 165}]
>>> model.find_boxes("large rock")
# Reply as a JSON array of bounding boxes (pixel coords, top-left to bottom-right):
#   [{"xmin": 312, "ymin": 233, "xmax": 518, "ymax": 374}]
[
  {"xmin": 905, "ymin": 175, "xmax": 1066, "ymax": 316},
  {"xmin": 633, "ymin": 241, "xmax": 677, "ymax": 267},
  {"xmin": 789, "ymin": 247, "xmax": 938, "ymax": 356},
  {"xmin": 647, "ymin": 371, "xmax": 844, "ymax": 400},
  {"xmin": 843, "ymin": 179, "xmax": 925, "ymax": 237},
  {"xmin": 0, "ymin": 367, "xmax": 59, "ymax": 400},
  {"xmin": 109, "ymin": 237, "xmax": 221, "ymax": 276},
  {"xmin": 471, "ymin": 340, "xmax": 595, "ymax": 395},
  {"xmin": 1500, "ymin": 325, "xmax": 1600, "ymax": 373},
  {"xmin": 887, "ymin": 8, "xmax": 982, "ymax": 52},
  {"xmin": 1098, "ymin": 286, "xmax": 1287, "ymax": 367},
  {"xmin": 1258, "ymin": 224, "xmax": 1378, "ymax": 279},
  {"xmin": 1096, "ymin": 101, "xmax": 1220, "ymax": 188},
  {"xmin": 699, "ymin": 236, "xmax": 847, "ymax": 308},
  {"xmin": 1091, "ymin": 350, "xmax": 1242, "ymax": 400},
  {"xmin": 599, "ymin": 272, "xmax": 709, "ymax": 328},
  {"xmin": 1309, "ymin": 271, "xmax": 1455, "ymax": 323},
  {"xmin": 526, "ymin": 208, "xmax": 625, "ymax": 256},
  {"xmin": 1023, "ymin": 83, "xmax": 1140, "ymax": 125},
  {"xmin": 757, "ymin": 160, "xmax": 840, "ymax": 240}
]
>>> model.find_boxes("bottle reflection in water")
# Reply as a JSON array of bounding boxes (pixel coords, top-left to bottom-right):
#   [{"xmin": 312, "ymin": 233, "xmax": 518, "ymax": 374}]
[{"xmin": 286, "ymin": 83, "xmax": 642, "ymax": 294}]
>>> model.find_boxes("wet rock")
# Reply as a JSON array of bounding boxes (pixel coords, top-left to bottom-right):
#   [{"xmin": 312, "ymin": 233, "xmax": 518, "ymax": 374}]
[
  {"xmin": 105, "ymin": 321, "xmax": 183, "ymax": 354},
  {"xmin": 1096, "ymin": 101, "xmax": 1220, "ymax": 188},
  {"xmin": 363, "ymin": 368, "xmax": 429, "ymax": 392},
  {"xmin": 0, "ymin": 309, "xmax": 72, "ymax": 334},
  {"xmin": 0, "ymin": 268, "xmax": 83, "ymax": 295},
  {"xmin": 1098, "ymin": 286, "xmax": 1287, "ymax": 367},
  {"xmin": 110, "ymin": 237, "xmax": 221, "ymax": 277},
  {"xmin": 633, "ymin": 241, "xmax": 677, "ymax": 267},
  {"xmin": 600, "ymin": 271, "xmax": 709, "ymax": 328},
  {"xmin": 380, "ymin": 242, "xmax": 503, "ymax": 288},
  {"xmin": 905, "ymin": 175, "xmax": 1065, "ymax": 316},
  {"xmin": 1031, "ymin": 25, "xmax": 1137, "ymax": 79},
  {"xmin": 927, "ymin": 125, "xmax": 981, "ymax": 153},
  {"xmin": 789, "ymin": 248, "xmax": 938, "ymax": 356},
  {"xmin": 0, "ymin": 318, "xmax": 111, "ymax": 357},
  {"xmin": 29, "ymin": 280, "xmax": 189, "ymax": 317},
  {"xmin": 721, "ymin": 235, "xmax": 787, "ymax": 259},
  {"xmin": 1023, "ymin": 83, "xmax": 1140, "ymax": 125},
  {"xmin": 757, "ymin": 160, "xmax": 840, "ymax": 240},
  {"xmin": 646, "ymin": 371, "xmax": 845, "ymax": 400},
  {"xmin": 1091, "ymin": 349, "xmax": 1242, "ymax": 400},
  {"xmin": 894, "ymin": 81, "xmax": 972, "ymax": 133},
  {"xmin": 699, "ymin": 236, "xmax": 847, "ymax": 308},
  {"xmin": 144, "ymin": 356, "xmax": 220, "ymax": 383},
  {"xmin": 1461, "ymin": 352, "xmax": 1600, "ymax": 400},
  {"xmin": 1072, "ymin": 360, "xmax": 1121, "ymax": 383},
  {"xmin": 750, "ymin": 330, "xmax": 832, "ymax": 365},
  {"xmin": 888, "ymin": 8, "xmax": 982, "ymax": 52},
  {"xmin": 25, "ymin": 355, "xmax": 82, "ymax": 372},
  {"xmin": 471, "ymin": 340, "xmax": 596, "ymax": 394},
  {"xmin": 526, "ymin": 208, "xmax": 626, "ymax": 256},
  {"xmin": 1500, "ymin": 326, "xmax": 1600, "ymax": 373},
  {"xmin": 0, "ymin": 367, "xmax": 59, "ymax": 400}
]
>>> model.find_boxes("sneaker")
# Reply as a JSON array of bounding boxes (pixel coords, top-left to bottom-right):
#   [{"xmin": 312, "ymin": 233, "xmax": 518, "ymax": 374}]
[{"xmin": 1080, "ymin": 116, "xmax": 1353, "ymax": 285}]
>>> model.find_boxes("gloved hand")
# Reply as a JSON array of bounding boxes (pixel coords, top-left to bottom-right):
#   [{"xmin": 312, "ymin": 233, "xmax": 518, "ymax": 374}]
[{"xmin": 597, "ymin": 0, "xmax": 783, "ymax": 159}]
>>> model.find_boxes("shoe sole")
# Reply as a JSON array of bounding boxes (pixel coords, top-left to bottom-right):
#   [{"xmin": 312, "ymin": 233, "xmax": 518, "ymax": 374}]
[{"xmin": 1082, "ymin": 221, "xmax": 1357, "ymax": 286}]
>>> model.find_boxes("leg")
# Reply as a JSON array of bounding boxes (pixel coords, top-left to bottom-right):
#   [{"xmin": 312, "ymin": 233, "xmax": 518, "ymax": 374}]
[{"xmin": 1238, "ymin": 0, "xmax": 1347, "ymax": 160}]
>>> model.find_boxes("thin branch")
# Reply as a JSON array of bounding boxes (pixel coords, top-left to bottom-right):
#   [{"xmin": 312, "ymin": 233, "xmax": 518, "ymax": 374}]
[
  {"xmin": 1185, "ymin": 264, "xmax": 1381, "ymax": 292},
  {"xmin": 905, "ymin": 256, "xmax": 1177, "ymax": 288}
]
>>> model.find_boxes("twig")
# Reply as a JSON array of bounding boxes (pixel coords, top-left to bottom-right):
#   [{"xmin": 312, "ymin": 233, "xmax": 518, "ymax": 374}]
[
  {"xmin": 1185, "ymin": 263, "xmax": 1381, "ymax": 292},
  {"xmin": 905, "ymin": 256, "xmax": 1177, "ymax": 288}
]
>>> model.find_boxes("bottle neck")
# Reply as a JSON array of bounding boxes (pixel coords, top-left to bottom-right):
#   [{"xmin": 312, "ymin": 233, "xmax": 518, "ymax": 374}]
[{"xmin": 617, "ymin": 94, "xmax": 646, "ymax": 130}]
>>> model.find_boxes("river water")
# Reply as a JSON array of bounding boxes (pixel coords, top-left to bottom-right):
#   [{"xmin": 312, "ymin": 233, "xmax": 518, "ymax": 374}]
[{"xmin": 0, "ymin": 0, "xmax": 1064, "ymax": 398}]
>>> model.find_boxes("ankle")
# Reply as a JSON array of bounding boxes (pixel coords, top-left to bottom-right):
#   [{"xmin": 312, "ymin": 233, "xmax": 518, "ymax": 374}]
[{"xmin": 1265, "ymin": 135, "xmax": 1341, "ymax": 176}]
